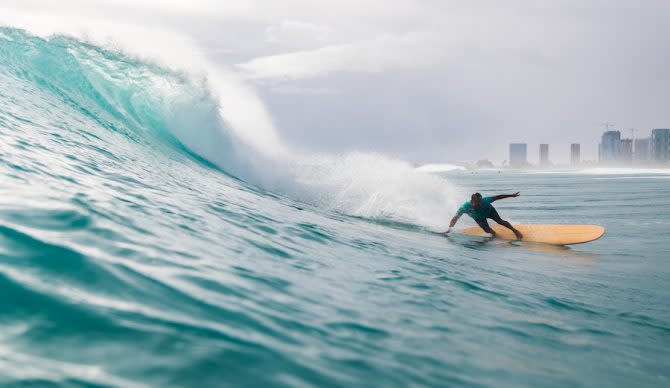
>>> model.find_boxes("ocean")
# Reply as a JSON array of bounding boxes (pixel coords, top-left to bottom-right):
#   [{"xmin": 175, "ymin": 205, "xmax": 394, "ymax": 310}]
[{"xmin": 0, "ymin": 27, "xmax": 669, "ymax": 387}]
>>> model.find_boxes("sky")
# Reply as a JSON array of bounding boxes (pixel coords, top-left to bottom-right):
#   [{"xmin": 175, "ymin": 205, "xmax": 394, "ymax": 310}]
[{"xmin": 2, "ymin": 0, "xmax": 669, "ymax": 164}]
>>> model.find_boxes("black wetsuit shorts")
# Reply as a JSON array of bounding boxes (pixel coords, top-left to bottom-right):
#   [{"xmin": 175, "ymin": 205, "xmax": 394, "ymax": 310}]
[{"xmin": 475, "ymin": 206, "xmax": 504, "ymax": 233}]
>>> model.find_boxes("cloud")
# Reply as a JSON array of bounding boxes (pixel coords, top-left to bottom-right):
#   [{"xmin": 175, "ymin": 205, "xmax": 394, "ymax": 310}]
[
  {"xmin": 238, "ymin": 33, "xmax": 439, "ymax": 80},
  {"xmin": 265, "ymin": 20, "xmax": 331, "ymax": 45}
]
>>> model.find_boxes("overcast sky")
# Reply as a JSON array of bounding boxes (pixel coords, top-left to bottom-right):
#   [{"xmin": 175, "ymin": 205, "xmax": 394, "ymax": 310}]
[{"xmin": 3, "ymin": 0, "xmax": 670, "ymax": 164}]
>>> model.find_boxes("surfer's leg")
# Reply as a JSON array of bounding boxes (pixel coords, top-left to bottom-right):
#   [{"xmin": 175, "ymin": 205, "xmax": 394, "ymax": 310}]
[
  {"xmin": 475, "ymin": 219, "xmax": 495, "ymax": 237},
  {"xmin": 489, "ymin": 208, "xmax": 523, "ymax": 239}
]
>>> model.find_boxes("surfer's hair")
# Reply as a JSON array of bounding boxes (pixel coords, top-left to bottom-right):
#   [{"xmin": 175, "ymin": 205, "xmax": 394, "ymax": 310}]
[{"xmin": 471, "ymin": 192, "xmax": 482, "ymax": 201}]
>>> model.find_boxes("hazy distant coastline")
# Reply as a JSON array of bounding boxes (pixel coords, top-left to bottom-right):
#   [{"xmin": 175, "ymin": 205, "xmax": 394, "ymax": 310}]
[{"xmin": 416, "ymin": 162, "xmax": 670, "ymax": 174}]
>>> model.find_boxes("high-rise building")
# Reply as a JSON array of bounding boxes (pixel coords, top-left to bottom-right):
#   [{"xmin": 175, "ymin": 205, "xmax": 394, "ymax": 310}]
[
  {"xmin": 509, "ymin": 143, "xmax": 527, "ymax": 167},
  {"xmin": 571, "ymin": 143, "xmax": 580, "ymax": 165},
  {"xmin": 539, "ymin": 144, "xmax": 549, "ymax": 166},
  {"xmin": 600, "ymin": 130, "xmax": 621, "ymax": 162},
  {"xmin": 651, "ymin": 128, "xmax": 670, "ymax": 162},
  {"xmin": 634, "ymin": 137, "xmax": 651, "ymax": 162},
  {"xmin": 620, "ymin": 139, "xmax": 633, "ymax": 162}
]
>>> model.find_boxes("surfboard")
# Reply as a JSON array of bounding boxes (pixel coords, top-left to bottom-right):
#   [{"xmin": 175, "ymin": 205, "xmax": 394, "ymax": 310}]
[{"xmin": 459, "ymin": 224, "xmax": 605, "ymax": 245}]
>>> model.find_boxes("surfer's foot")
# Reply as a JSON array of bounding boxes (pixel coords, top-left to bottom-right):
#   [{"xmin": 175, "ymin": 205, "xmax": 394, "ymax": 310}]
[{"xmin": 514, "ymin": 230, "xmax": 523, "ymax": 240}]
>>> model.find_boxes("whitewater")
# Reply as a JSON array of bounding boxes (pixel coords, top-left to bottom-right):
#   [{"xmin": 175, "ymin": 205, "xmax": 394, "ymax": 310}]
[{"xmin": 1, "ymin": 27, "xmax": 669, "ymax": 387}]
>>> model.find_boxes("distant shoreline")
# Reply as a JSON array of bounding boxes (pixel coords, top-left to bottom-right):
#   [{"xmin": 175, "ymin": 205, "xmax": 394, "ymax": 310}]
[{"xmin": 415, "ymin": 163, "xmax": 670, "ymax": 174}]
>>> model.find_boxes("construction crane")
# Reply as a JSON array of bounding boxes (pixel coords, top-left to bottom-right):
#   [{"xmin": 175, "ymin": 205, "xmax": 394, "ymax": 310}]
[{"xmin": 602, "ymin": 121, "xmax": 615, "ymax": 131}]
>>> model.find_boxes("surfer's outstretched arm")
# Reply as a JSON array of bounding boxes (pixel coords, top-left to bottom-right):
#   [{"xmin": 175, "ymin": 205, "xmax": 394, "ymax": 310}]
[
  {"xmin": 445, "ymin": 212, "xmax": 463, "ymax": 234},
  {"xmin": 491, "ymin": 192, "xmax": 520, "ymax": 202}
]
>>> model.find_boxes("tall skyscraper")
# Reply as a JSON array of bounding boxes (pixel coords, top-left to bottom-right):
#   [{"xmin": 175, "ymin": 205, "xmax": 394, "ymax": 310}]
[
  {"xmin": 651, "ymin": 128, "xmax": 670, "ymax": 162},
  {"xmin": 571, "ymin": 143, "xmax": 581, "ymax": 165},
  {"xmin": 634, "ymin": 137, "xmax": 651, "ymax": 162},
  {"xmin": 620, "ymin": 139, "xmax": 633, "ymax": 162},
  {"xmin": 600, "ymin": 130, "xmax": 621, "ymax": 162},
  {"xmin": 539, "ymin": 144, "xmax": 549, "ymax": 166},
  {"xmin": 509, "ymin": 143, "xmax": 527, "ymax": 167}
]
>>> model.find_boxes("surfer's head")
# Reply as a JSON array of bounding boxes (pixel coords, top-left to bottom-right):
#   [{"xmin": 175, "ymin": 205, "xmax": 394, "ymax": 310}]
[{"xmin": 470, "ymin": 192, "xmax": 482, "ymax": 208}]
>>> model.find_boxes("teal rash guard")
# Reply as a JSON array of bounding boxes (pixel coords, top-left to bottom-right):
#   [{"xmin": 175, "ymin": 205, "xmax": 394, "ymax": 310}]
[{"xmin": 457, "ymin": 196, "xmax": 494, "ymax": 221}]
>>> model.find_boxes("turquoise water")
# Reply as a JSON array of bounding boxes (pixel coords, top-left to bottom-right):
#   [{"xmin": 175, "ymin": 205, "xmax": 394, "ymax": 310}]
[{"xmin": 1, "ymin": 28, "xmax": 669, "ymax": 387}]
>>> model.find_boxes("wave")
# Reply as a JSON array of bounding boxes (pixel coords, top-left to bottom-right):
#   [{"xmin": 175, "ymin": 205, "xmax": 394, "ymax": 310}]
[{"xmin": 0, "ymin": 26, "xmax": 460, "ymax": 229}]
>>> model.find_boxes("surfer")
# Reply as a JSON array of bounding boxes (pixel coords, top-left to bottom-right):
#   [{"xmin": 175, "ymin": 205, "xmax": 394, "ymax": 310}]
[{"xmin": 445, "ymin": 192, "xmax": 524, "ymax": 239}]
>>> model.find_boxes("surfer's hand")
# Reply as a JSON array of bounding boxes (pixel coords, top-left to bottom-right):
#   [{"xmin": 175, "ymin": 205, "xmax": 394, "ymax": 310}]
[
  {"xmin": 512, "ymin": 192, "xmax": 520, "ymax": 197},
  {"xmin": 444, "ymin": 227, "xmax": 453, "ymax": 235}
]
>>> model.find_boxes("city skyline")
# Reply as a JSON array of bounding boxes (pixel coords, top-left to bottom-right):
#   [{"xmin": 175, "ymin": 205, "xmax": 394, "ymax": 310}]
[
  {"xmin": 497, "ymin": 127, "xmax": 670, "ymax": 167},
  {"xmin": 449, "ymin": 126, "xmax": 670, "ymax": 166}
]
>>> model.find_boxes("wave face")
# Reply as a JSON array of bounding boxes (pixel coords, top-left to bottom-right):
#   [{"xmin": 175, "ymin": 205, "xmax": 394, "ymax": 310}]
[{"xmin": 1, "ymin": 27, "xmax": 669, "ymax": 387}]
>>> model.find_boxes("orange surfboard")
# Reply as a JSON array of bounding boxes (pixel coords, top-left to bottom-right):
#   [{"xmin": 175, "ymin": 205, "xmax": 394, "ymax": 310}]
[{"xmin": 459, "ymin": 224, "xmax": 605, "ymax": 245}]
